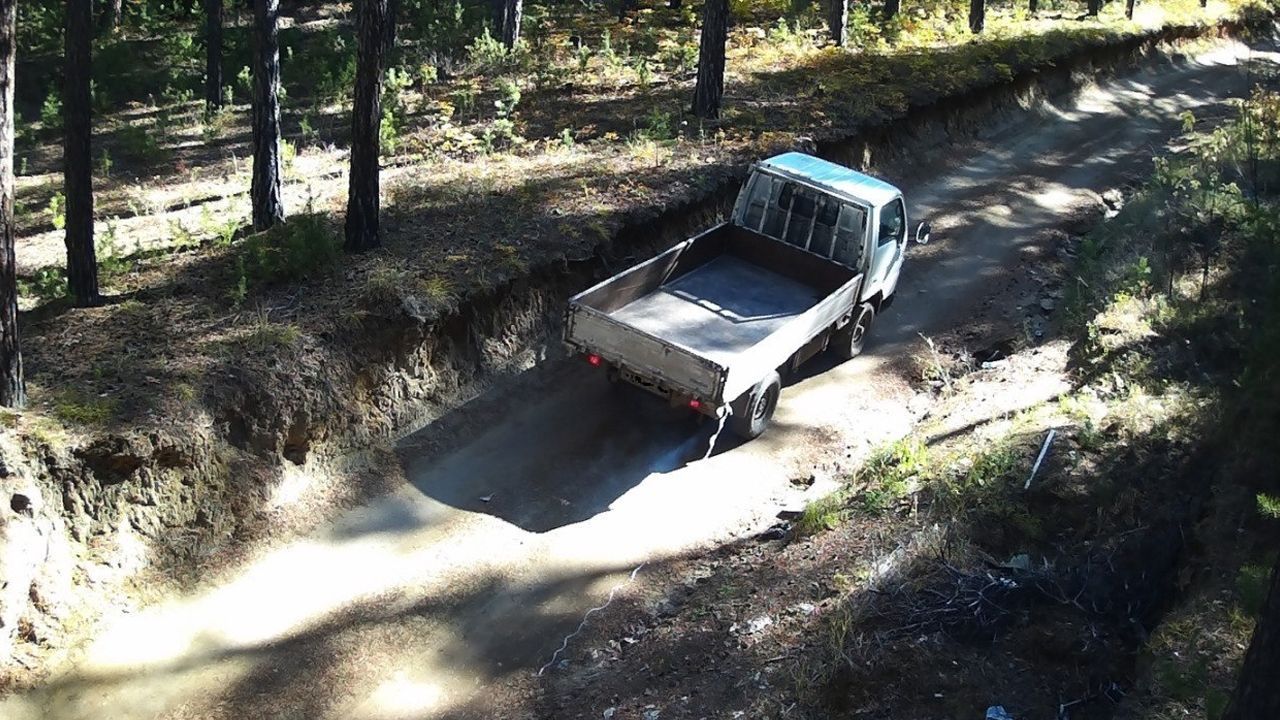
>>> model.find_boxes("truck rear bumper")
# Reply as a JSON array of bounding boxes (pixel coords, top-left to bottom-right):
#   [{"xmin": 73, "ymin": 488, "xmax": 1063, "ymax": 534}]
[{"xmin": 581, "ymin": 353, "xmax": 725, "ymax": 418}]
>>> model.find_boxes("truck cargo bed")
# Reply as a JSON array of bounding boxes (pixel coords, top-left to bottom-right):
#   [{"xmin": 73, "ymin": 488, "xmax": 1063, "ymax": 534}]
[
  {"xmin": 565, "ymin": 223, "xmax": 863, "ymax": 406},
  {"xmin": 609, "ymin": 256, "xmax": 824, "ymax": 366}
]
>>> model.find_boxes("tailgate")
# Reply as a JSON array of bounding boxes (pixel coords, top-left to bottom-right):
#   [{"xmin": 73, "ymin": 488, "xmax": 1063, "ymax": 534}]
[{"xmin": 565, "ymin": 303, "xmax": 727, "ymax": 402}]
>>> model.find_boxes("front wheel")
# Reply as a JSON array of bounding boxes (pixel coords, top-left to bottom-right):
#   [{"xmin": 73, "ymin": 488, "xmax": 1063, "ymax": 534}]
[
  {"xmin": 831, "ymin": 303, "xmax": 875, "ymax": 360},
  {"xmin": 728, "ymin": 371, "xmax": 782, "ymax": 440}
]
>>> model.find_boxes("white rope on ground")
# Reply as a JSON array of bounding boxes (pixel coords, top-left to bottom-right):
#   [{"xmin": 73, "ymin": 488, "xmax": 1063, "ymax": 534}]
[{"xmin": 536, "ymin": 563, "xmax": 645, "ymax": 677}]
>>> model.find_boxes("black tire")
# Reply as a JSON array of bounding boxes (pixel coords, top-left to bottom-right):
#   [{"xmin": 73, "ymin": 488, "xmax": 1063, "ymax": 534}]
[
  {"xmin": 832, "ymin": 303, "xmax": 875, "ymax": 360},
  {"xmin": 728, "ymin": 371, "xmax": 782, "ymax": 440}
]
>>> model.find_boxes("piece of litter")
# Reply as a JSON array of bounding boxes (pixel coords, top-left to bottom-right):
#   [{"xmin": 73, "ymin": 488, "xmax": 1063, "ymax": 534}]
[
  {"xmin": 1025, "ymin": 428, "xmax": 1057, "ymax": 489},
  {"xmin": 602, "ymin": 709, "xmax": 616, "ymax": 719},
  {"xmin": 1002, "ymin": 553, "xmax": 1031, "ymax": 571},
  {"xmin": 479, "ymin": 494, "xmax": 493, "ymax": 503},
  {"xmin": 986, "ymin": 706, "xmax": 1014, "ymax": 720}
]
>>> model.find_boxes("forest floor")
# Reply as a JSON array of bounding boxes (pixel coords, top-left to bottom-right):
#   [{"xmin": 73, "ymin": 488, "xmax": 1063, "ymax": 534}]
[{"xmin": 5, "ymin": 0, "xmax": 1270, "ymax": 441}]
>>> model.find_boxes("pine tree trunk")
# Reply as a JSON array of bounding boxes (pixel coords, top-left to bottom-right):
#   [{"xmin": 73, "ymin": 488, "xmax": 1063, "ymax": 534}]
[
  {"xmin": 669, "ymin": 0, "xmax": 682, "ymax": 8},
  {"xmin": 501, "ymin": 0, "xmax": 522, "ymax": 49},
  {"xmin": 1087, "ymin": 0, "xmax": 1103, "ymax": 16},
  {"xmin": 65, "ymin": 0, "xmax": 98, "ymax": 307},
  {"xmin": 884, "ymin": 0, "xmax": 900, "ymax": 20},
  {"xmin": 100, "ymin": 0, "xmax": 123, "ymax": 35},
  {"xmin": 344, "ymin": 0, "xmax": 386, "ymax": 253},
  {"xmin": 828, "ymin": 0, "xmax": 848, "ymax": 46},
  {"xmin": 490, "ymin": 0, "xmax": 504, "ymax": 40},
  {"xmin": 385, "ymin": 0, "xmax": 398, "ymax": 51},
  {"xmin": 692, "ymin": 0, "xmax": 728, "ymax": 120},
  {"xmin": 1028, "ymin": 0, "xmax": 1037, "ymax": 14},
  {"xmin": 204, "ymin": 0, "xmax": 223, "ymax": 110},
  {"xmin": 1125, "ymin": 0, "xmax": 1135, "ymax": 18},
  {"xmin": 1224, "ymin": 557, "xmax": 1280, "ymax": 720},
  {"xmin": 968, "ymin": 0, "xmax": 984, "ymax": 33},
  {"xmin": 0, "ymin": 0, "xmax": 23, "ymax": 408},
  {"xmin": 251, "ymin": 0, "xmax": 284, "ymax": 231}
]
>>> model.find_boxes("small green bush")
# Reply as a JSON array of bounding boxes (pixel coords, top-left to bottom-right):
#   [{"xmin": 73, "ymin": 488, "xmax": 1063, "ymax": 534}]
[
  {"xmin": 467, "ymin": 28, "xmax": 509, "ymax": 73},
  {"xmin": 53, "ymin": 390, "xmax": 117, "ymax": 426},
  {"xmin": 40, "ymin": 90, "xmax": 61, "ymax": 130},
  {"xmin": 18, "ymin": 266, "xmax": 67, "ymax": 305},
  {"xmin": 98, "ymin": 221, "xmax": 133, "ymax": 284},
  {"xmin": 116, "ymin": 123, "xmax": 165, "ymax": 161},
  {"xmin": 238, "ymin": 215, "xmax": 342, "ymax": 286},
  {"xmin": 48, "ymin": 192, "xmax": 65, "ymax": 230}
]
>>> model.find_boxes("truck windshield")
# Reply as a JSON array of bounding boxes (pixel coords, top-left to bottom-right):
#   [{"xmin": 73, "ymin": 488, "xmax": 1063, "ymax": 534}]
[{"xmin": 739, "ymin": 171, "xmax": 867, "ymax": 267}]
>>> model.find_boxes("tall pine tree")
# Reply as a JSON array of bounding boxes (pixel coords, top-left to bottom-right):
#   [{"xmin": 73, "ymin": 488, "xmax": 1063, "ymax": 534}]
[
  {"xmin": 692, "ymin": 0, "xmax": 728, "ymax": 119},
  {"xmin": 204, "ymin": 0, "xmax": 223, "ymax": 110},
  {"xmin": 969, "ymin": 0, "xmax": 985, "ymax": 33},
  {"xmin": 345, "ymin": 0, "xmax": 388, "ymax": 252},
  {"xmin": 828, "ymin": 0, "xmax": 848, "ymax": 46},
  {"xmin": 251, "ymin": 0, "xmax": 284, "ymax": 231},
  {"xmin": 0, "ymin": 0, "xmax": 22, "ymax": 408},
  {"xmin": 65, "ymin": 0, "xmax": 99, "ymax": 306}
]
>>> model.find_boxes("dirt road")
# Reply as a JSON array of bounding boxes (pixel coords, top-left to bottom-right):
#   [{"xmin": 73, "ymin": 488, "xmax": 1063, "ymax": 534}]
[{"xmin": 6, "ymin": 38, "xmax": 1276, "ymax": 720}]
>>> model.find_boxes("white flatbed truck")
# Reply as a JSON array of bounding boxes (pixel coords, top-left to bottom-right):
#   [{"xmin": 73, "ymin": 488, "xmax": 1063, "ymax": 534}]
[{"xmin": 564, "ymin": 152, "xmax": 929, "ymax": 439}]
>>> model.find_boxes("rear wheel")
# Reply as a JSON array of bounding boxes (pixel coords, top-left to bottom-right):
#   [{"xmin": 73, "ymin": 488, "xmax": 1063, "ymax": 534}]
[
  {"xmin": 728, "ymin": 371, "xmax": 782, "ymax": 440},
  {"xmin": 832, "ymin": 303, "xmax": 875, "ymax": 360}
]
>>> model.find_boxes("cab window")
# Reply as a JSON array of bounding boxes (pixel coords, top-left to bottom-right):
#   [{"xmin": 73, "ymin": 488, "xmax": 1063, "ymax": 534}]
[
  {"xmin": 738, "ymin": 172, "xmax": 867, "ymax": 266},
  {"xmin": 832, "ymin": 205, "xmax": 866, "ymax": 267}
]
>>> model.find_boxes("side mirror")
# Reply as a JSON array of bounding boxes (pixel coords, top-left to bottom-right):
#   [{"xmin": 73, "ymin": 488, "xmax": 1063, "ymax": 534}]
[{"xmin": 915, "ymin": 221, "xmax": 932, "ymax": 245}]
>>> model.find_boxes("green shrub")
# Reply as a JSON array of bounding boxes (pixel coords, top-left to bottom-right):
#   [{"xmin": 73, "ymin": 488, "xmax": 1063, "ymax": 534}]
[
  {"xmin": 238, "ymin": 214, "xmax": 342, "ymax": 286},
  {"xmin": 467, "ymin": 28, "xmax": 508, "ymax": 72},
  {"xmin": 494, "ymin": 77, "xmax": 521, "ymax": 118},
  {"xmin": 48, "ymin": 192, "xmax": 66, "ymax": 230},
  {"xmin": 641, "ymin": 107, "xmax": 674, "ymax": 140},
  {"xmin": 18, "ymin": 266, "xmax": 67, "ymax": 305},
  {"xmin": 98, "ymin": 220, "xmax": 133, "ymax": 284},
  {"xmin": 116, "ymin": 123, "xmax": 165, "ymax": 161},
  {"xmin": 661, "ymin": 41, "xmax": 698, "ymax": 75},
  {"xmin": 53, "ymin": 390, "xmax": 117, "ymax": 426},
  {"xmin": 40, "ymin": 90, "xmax": 61, "ymax": 130}
]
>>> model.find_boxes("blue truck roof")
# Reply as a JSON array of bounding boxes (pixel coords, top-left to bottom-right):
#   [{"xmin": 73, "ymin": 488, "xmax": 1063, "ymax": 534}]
[{"xmin": 757, "ymin": 152, "xmax": 901, "ymax": 207}]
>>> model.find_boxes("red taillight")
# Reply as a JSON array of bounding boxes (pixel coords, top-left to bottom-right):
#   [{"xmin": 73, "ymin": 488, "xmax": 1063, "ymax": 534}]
[
  {"xmin": 688, "ymin": 398, "xmax": 702, "ymax": 410},
  {"xmin": 586, "ymin": 353, "xmax": 602, "ymax": 367}
]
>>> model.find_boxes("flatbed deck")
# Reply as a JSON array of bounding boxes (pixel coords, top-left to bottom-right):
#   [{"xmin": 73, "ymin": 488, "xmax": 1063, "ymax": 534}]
[{"xmin": 608, "ymin": 256, "xmax": 825, "ymax": 365}]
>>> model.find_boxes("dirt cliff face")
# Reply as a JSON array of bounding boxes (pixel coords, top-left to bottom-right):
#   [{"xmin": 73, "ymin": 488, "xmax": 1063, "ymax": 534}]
[
  {"xmin": 0, "ymin": 439, "xmax": 72, "ymax": 663},
  {"xmin": 0, "ymin": 10, "xmax": 1271, "ymax": 675}
]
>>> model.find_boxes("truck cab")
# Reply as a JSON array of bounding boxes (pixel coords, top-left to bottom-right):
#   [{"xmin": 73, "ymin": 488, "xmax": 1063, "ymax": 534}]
[{"xmin": 733, "ymin": 152, "xmax": 912, "ymax": 309}]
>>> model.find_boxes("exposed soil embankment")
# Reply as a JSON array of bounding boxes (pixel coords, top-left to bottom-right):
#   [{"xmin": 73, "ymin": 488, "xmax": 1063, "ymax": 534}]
[{"xmin": 0, "ymin": 8, "xmax": 1273, "ymax": 678}]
